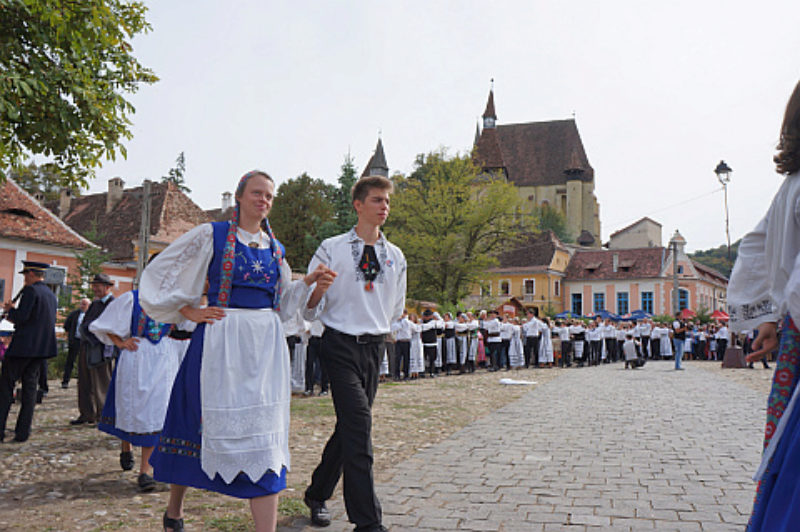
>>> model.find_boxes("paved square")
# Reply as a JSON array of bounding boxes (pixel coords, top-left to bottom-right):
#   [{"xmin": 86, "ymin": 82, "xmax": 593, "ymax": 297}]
[{"xmin": 286, "ymin": 361, "xmax": 767, "ymax": 531}]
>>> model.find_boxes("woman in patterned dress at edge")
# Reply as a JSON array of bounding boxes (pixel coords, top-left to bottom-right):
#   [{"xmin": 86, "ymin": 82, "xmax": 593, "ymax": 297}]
[
  {"xmin": 139, "ymin": 171, "xmax": 335, "ymax": 532},
  {"xmin": 729, "ymin": 80, "xmax": 800, "ymax": 532},
  {"xmin": 90, "ymin": 282, "xmax": 192, "ymax": 492}
]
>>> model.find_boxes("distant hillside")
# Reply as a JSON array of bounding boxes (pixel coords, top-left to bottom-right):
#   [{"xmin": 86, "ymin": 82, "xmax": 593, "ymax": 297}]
[{"xmin": 689, "ymin": 240, "xmax": 740, "ymax": 278}]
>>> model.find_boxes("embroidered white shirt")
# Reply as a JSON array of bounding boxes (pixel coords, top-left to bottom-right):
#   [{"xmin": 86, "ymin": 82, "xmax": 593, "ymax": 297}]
[{"xmin": 306, "ymin": 228, "xmax": 406, "ymax": 336}]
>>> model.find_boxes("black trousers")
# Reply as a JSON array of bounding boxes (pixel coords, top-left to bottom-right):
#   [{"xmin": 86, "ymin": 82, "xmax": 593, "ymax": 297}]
[
  {"xmin": 423, "ymin": 345, "xmax": 437, "ymax": 375},
  {"xmin": 605, "ymin": 338, "xmax": 616, "ymax": 362},
  {"xmin": 395, "ymin": 341, "xmax": 410, "ymax": 379},
  {"xmin": 641, "ymin": 336, "xmax": 650, "ymax": 358},
  {"xmin": 305, "ymin": 336, "xmax": 329, "ymax": 393},
  {"xmin": 0, "ymin": 357, "xmax": 43, "ymax": 441},
  {"xmin": 560, "ymin": 340, "xmax": 572, "ymax": 367},
  {"xmin": 62, "ymin": 340, "xmax": 80, "ymax": 385},
  {"xmin": 525, "ymin": 336, "xmax": 540, "ymax": 367},
  {"xmin": 717, "ymin": 339, "xmax": 728, "ymax": 361},
  {"xmin": 307, "ymin": 329, "xmax": 383, "ymax": 530}
]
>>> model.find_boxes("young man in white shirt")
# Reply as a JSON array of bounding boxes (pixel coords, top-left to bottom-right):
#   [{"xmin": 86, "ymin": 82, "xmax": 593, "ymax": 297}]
[{"xmin": 303, "ymin": 176, "xmax": 406, "ymax": 532}]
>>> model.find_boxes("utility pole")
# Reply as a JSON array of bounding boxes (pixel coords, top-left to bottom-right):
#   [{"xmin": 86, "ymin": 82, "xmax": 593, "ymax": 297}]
[
  {"xmin": 135, "ymin": 180, "xmax": 152, "ymax": 288},
  {"xmin": 670, "ymin": 236, "xmax": 679, "ymax": 315}
]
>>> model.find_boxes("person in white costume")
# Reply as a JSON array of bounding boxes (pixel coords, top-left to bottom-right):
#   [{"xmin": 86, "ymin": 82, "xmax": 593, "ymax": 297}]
[
  {"xmin": 90, "ymin": 288, "xmax": 193, "ymax": 492},
  {"xmin": 139, "ymin": 171, "xmax": 335, "ymax": 532}
]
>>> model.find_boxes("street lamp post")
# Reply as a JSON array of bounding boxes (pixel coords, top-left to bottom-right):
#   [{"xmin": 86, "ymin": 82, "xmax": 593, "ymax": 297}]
[{"xmin": 714, "ymin": 160, "xmax": 733, "ymax": 263}]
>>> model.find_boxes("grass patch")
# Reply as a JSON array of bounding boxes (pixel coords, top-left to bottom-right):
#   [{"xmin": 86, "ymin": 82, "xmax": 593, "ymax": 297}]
[
  {"xmin": 278, "ymin": 496, "xmax": 307, "ymax": 517},
  {"xmin": 205, "ymin": 514, "xmax": 253, "ymax": 531},
  {"xmin": 291, "ymin": 399, "xmax": 335, "ymax": 418}
]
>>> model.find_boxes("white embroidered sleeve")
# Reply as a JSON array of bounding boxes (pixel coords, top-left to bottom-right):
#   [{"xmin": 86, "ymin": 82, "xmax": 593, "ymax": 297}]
[
  {"xmin": 277, "ymin": 259, "xmax": 313, "ymax": 323},
  {"xmin": 392, "ymin": 252, "xmax": 407, "ymax": 323},
  {"xmin": 139, "ymin": 223, "xmax": 214, "ymax": 324},
  {"xmin": 728, "ymin": 216, "xmax": 779, "ymax": 331},
  {"xmin": 88, "ymin": 291, "xmax": 134, "ymax": 345}
]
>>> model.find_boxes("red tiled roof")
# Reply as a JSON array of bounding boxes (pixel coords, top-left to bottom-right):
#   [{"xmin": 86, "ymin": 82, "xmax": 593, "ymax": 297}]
[
  {"xmin": 475, "ymin": 119, "xmax": 594, "ymax": 187},
  {"xmin": 0, "ymin": 179, "xmax": 93, "ymax": 250},
  {"xmin": 565, "ymin": 247, "xmax": 665, "ymax": 280},
  {"xmin": 494, "ymin": 231, "xmax": 566, "ymax": 270},
  {"xmin": 52, "ymin": 181, "xmax": 212, "ymax": 262},
  {"xmin": 691, "ymin": 259, "xmax": 728, "ymax": 284}
]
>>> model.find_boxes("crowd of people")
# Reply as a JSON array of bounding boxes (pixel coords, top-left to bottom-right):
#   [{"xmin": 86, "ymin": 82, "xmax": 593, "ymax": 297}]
[{"xmin": 290, "ymin": 310, "xmax": 765, "ymax": 395}]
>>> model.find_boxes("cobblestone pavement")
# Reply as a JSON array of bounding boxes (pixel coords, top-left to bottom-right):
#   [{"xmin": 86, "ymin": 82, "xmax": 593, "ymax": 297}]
[{"xmin": 285, "ymin": 361, "xmax": 769, "ymax": 531}]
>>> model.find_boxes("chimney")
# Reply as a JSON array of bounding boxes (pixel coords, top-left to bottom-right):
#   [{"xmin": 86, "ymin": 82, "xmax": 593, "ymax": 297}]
[
  {"xmin": 59, "ymin": 188, "xmax": 72, "ymax": 218},
  {"xmin": 612, "ymin": 253, "xmax": 619, "ymax": 273},
  {"xmin": 107, "ymin": 177, "xmax": 125, "ymax": 213},
  {"xmin": 222, "ymin": 191, "xmax": 232, "ymax": 211}
]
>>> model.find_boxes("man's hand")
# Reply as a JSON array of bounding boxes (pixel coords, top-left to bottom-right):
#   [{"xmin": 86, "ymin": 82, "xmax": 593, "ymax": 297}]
[
  {"xmin": 746, "ymin": 322, "xmax": 778, "ymax": 363},
  {"xmin": 306, "ymin": 264, "xmax": 338, "ymax": 309}
]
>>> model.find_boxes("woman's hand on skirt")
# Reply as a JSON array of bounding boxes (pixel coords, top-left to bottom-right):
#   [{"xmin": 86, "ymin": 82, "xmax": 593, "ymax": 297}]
[{"xmin": 746, "ymin": 322, "xmax": 778, "ymax": 363}]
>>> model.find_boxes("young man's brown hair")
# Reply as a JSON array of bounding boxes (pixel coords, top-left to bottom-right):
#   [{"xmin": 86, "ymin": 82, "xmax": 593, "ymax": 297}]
[{"xmin": 351, "ymin": 175, "xmax": 394, "ymax": 204}]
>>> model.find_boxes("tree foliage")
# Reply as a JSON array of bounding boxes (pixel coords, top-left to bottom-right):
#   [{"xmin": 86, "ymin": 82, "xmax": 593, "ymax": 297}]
[
  {"xmin": 162, "ymin": 151, "xmax": 190, "ymax": 193},
  {"xmin": 689, "ymin": 240, "xmax": 740, "ymax": 278},
  {"xmin": 8, "ymin": 161, "xmax": 77, "ymax": 201},
  {"xmin": 0, "ymin": 0, "xmax": 158, "ymax": 188},
  {"xmin": 67, "ymin": 222, "xmax": 109, "ymax": 304},
  {"xmin": 269, "ymin": 173, "xmax": 336, "ymax": 269},
  {"xmin": 385, "ymin": 150, "xmax": 536, "ymax": 305},
  {"xmin": 533, "ymin": 203, "xmax": 574, "ymax": 243}
]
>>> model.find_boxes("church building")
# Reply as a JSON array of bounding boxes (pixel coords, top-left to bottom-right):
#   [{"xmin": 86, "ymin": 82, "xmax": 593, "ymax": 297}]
[{"xmin": 473, "ymin": 89, "xmax": 601, "ymax": 247}]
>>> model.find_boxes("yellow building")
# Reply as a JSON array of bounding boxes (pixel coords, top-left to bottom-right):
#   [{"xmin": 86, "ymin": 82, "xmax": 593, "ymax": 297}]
[{"xmin": 467, "ymin": 231, "xmax": 570, "ymax": 316}]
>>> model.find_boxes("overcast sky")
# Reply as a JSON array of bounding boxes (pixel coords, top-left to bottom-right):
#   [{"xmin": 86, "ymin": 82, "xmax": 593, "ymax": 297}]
[{"xmin": 90, "ymin": 0, "xmax": 800, "ymax": 252}]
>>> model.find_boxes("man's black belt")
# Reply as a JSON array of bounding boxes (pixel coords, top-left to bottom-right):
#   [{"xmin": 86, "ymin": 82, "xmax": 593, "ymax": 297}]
[{"xmin": 328, "ymin": 328, "xmax": 386, "ymax": 344}]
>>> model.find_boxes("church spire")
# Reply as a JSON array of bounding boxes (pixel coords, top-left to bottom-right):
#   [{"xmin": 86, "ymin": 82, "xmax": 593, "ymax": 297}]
[
  {"xmin": 482, "ymin": 80, "xmax": 497, "ymax": 129},
  {"xmin": 474, "ymin": 120, "xmax": 481, "ymax": 146},
  {"xmin": 361, "ymin": 137, "xmax": 389, "ymax": 177}
]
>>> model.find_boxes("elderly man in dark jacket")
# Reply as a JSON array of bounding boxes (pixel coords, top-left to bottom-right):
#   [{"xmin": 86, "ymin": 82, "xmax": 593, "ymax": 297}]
[{"xmin": 0, "ymin": 261, "xmax": 58, "ymax": 443}]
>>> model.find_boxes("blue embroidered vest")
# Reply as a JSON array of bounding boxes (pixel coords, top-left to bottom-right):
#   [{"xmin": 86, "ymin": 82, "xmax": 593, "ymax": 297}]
[{"xmin": 206, "ymin": 221, "xmax": 284, "ymax": 309}]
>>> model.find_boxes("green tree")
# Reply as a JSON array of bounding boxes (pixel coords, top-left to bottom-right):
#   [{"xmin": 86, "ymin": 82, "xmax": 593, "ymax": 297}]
[
  {"xmin": 533, "ymin": 203, "xmax": 574, "ymax": 243},
  {"xmin": 269, "ymin": 173, "xmax": 336, "ymax": 269},
  {"xmin": 67, "ymin": 222, "xmax": 109, "ymax": 304},
  {"xmin": 0, "ymin": 0, "xmax": 158, "ymax": 188},
  {"xmin": 162, "ymin": 151, "xmax": 190, "ymax": 193},
  {"xmin": 8, "ymin": 161, "xmax": 77, "ymax": 201},
  {"xmin": 689, "ymin": 240, "xmax": 740, "ymax": 278},
  {"xmin": 385, "ymin": 150, "xmax": 535, "ymax": 305}
]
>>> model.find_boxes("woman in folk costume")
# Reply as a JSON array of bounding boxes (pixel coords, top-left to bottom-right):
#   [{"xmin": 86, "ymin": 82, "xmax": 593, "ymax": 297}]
[
  {"xmin": 139, "ymin": 171, "xmax": 335, "ymax": 532},
  {"xmin": 660, "ymin": 324, "xmax": 673, "ymax": 358},
  {"xmin": 539, "ymin": 318, "xmax": 554, "ymax": 367},
  {"xmin": 443, "ymin": 312, "xmax": 458, "ymax": 374},
  {"xmin": 90, "ymin": 287, "xmax": 191, "ymax": 492},
  {"xmin": 408, "ymin": 314, "xmax": 424, "ymax": 379},
  {"xmin": 466, "ymin": 312, "xmax": 479, "ymax": 372},
  {"xmin": 508, "ymin": 318, "xmax": 525, "ymax": 369},
  {"xmin": 729, "ymin": 80, "xmax": 800, "ymax": 532},
  {"xmin": 454, "ymin": 312, "xmax": 469, "ymax": 372}
]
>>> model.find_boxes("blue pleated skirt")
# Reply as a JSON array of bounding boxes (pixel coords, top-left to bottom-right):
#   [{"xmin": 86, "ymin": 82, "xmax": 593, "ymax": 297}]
[{"xmin": 148, "ymin": 323, "xmax": 286, "ymax": 498}]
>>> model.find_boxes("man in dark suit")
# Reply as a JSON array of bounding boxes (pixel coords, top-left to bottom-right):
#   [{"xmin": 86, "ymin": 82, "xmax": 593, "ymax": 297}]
[
  {"xmin": 70, "ymin": 273, "xmax": 115, "ymax": 426},
  {"xmin": 0, "ymin": 261, "xmax": 58, "ymax": 442},
  {"xmin": 61, "ymin": 297, "xmax": 90, "ymax": 389}
]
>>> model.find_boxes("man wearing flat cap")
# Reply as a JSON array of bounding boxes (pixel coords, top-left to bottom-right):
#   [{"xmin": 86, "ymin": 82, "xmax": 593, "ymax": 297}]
[
  {"xmin": 70, "ymin": 273, "xmax": 116, "ymax": 427},
  {"xmin": 0, "ymin": 261, "xmax": 57, "ymax": 442}
]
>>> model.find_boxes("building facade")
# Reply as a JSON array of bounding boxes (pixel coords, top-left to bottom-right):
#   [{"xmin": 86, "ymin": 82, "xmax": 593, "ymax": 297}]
[{"xmin": 473, "ymin": 89, "xmax": 601, "ymax": 246}]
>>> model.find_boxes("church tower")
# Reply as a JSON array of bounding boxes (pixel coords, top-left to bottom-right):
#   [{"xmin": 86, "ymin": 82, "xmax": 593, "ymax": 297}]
[{"xmin": 361, "ymin": 137, "xmax": 389, "ymax": 177}]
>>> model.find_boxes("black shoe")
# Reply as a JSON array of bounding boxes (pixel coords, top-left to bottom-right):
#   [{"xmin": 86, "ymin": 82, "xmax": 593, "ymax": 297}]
[
  {"xmin": 11, "ymin": 435, "xmax": 27, "ymax": 443},
  {"xmin": 61, "ymin": 382, "xmax": 69, "ymax": 389},
  {"xmin": 163, "ymin": 510, "xmax": 184, "ymax": 532},
  {"xmin": 304, "ymin": 493, "xmax": 331, "ymax": 527},
  {"xmin": 138, "ymin": 473, "xmax": 156, "ymax": 492},
  {"xmin": 36, "ymin": 389, "xmax": 44, "ymax": 404},
  {"xmin": 318, "ymin": 390, "xmax": 328, "ymax": 396},
  {"xmin": 120, "ymin": 451, "xmax": 135, "ymax": 471},
  {"xmin": 69, "ymin": 417, "xmax": 91, "ymax": 425}
]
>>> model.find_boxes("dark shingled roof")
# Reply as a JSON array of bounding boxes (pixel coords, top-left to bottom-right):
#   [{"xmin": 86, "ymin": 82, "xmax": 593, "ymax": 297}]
[
  {"xmin": 490, "ymin": 231, "xmax": 567, "ymax": 272},
  {"xmin": 0, "ymin": 179, "xmax": 93, "ymax": 250},
  {"xmin": 361, "ymin": 138, "xmax": 389, "ymax": 177},
  {"xmin": 53, "ymin": 181, "xmax": 212, "ymax": 262},
  {"xmin": 474, "ymin": 117, "xmax": 594, "ymax": 187},
  {"xmin": 565, "ymin": 247, "xmax": 665, "ymax": 281},
  {"xmin": 483, "ymin": 90, "xmax": 497, "ymax": 119}
]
